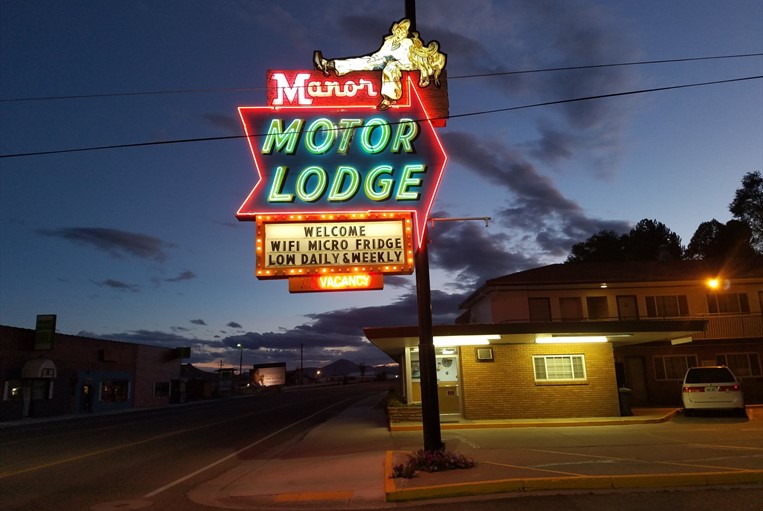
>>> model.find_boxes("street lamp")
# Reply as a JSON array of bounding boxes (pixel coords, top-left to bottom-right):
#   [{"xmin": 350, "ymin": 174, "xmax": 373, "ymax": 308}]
[{"xmin": 236, "ymin": 343, "xmax": 243, "ymax": 384}]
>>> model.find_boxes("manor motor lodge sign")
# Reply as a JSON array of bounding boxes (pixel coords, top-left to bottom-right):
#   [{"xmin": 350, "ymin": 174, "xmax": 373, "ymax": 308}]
[{"xmin": 236, "ymin": 19, "xmax": 448, "ymax": 291}]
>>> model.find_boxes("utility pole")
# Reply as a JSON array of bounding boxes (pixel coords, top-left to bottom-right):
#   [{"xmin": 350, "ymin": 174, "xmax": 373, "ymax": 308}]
[
  {"xmin": 415, "ymin": 229, "xmax": 443, "ymax": 452},
  {"xmin": 237, "ymin": 343, "xmax": 243, "ymax": 388},
  {"xmin": 407, "ymin": 0, "xmax": 443, "ymax": 453},
  {"xmin": 405, "ymin": 0, "xmax": 416, "ymax": 32}
]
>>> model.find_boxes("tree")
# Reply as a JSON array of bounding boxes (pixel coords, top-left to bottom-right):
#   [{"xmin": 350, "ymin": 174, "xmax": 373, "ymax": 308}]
[
  {"xmin": 729, "ymin": 171, "xmax": 763, "ymax": 253},
  {"xmin": 566, "ymin": 230, "xmax": 625, "ymax": 263},
  {"xmin": 686, "ymin": 219, "xmax": 755, "ymax": 261},
  {"xmin": 567, "ymin": 219, "xmax": 683, "ymax": 263},
  {"xmin": 623, "ymin": 219, "xmax": 683, "ymax": 261}
]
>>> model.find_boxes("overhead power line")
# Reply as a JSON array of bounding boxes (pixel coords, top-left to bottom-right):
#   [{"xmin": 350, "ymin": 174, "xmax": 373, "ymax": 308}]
[
  {"xmin": 0, "ymin": 74, "xmax": 760, "ymax": 159},
  {"xmin": 447, "ymin": 52, "xmax": 763, "ymax": 80},
  {"xmin": 1, "ymin": 52, "xmax": 760, "ymax": 103}
]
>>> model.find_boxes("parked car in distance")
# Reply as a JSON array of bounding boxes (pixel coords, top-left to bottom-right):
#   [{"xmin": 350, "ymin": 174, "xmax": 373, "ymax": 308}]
[{"xmin": 682, "ymin": 366, "xmax": 745, "ymax": 416}]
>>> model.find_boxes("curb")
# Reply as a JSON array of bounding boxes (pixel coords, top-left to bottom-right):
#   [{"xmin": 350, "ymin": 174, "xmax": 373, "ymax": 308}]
[
  {"xmin": 384, "ymin": 463, "xmax": 763, "ymax": 502},
  {"xmin": 389, "ymin": 409, "xmax": 679, "ymax": 432}
]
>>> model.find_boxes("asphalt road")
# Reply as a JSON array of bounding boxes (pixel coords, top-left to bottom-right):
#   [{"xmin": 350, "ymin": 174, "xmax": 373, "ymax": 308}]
[
  {"xmin": 0, "ymin": 382, "xmax": 390, "ymax": 511},
  {"xmin": 2, "ymin": 384, "xmax": 761, "ymax": 511}
]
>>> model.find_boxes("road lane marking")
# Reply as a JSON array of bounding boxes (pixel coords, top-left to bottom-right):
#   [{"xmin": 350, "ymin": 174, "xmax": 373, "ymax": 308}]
[
  {"xmin": 0, "ymin": 429, "xmax": 195, "ymax": 479},
  {"xmin": 143, "ymin": 398, "xmax": 354, "ymax": 498},
  {"xmin": 0, "ymin": 400, "xmax": 320, "ymax": 480},
  {"xmin": 527, "ymin": 447, "xmax": 754, "ymax": 473}
]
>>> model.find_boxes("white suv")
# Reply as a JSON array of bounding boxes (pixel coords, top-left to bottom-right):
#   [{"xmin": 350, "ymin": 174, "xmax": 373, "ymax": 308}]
[{"xmin": 682, "ymin": 366, "xmax": 745, "ymax": 416}]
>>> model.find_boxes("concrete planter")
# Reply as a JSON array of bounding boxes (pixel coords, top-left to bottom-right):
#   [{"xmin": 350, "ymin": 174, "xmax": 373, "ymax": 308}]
[{"xmin": 388, "ymin": 406, "xmax": 422, "ymax": 423}]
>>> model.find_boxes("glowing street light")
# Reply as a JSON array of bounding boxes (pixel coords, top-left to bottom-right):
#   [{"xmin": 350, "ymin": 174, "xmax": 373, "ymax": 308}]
[{"xmin": 236, "ymin": 343, "xmax": 243, "ymax": 381}]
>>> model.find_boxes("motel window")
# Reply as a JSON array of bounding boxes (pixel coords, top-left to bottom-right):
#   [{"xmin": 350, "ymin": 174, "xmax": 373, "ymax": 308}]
[
  {"xmin": 528, "ymin": 297, "xmax": 552, "ymax": 321},
  {"xmin": 586, "ymin": 296, "xmax": 609, "ymax": 320},
  {"xmin": 153, "ymin": 382, "xmax": 170, "ymax": 398},
  {"xmin": 707, "ymin": 293, "xmax": 750, "ymax": 314},
  {"xmin": 533, "ymin": 355, "xmax": 586, "ymax": 382},
  {"xmin": 654, "ymin": 355, "xmax": 698, "ymax": 380},
  {"xmin": 2, "ymin": 380, "xmax": 23, "ymax": 401},
  {"xmin": 100, "ymin": 380, "xmax": 130, "ymax": 403},
  {"xmin": 559, "ymin": 297, "xmax": 584, "ymax": 320},
  {"xmin": 716, "ymin": 353, "xmax": 762, "ymax": 378},
  {"xmin": 645, "ymin": 295, "xmax": 689, "ymax": 318}
]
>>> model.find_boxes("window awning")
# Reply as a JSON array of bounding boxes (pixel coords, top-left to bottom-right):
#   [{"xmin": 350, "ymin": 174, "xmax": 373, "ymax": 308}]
[{"xmin": 21, "ymin": 359, "xmax": 57, "ymax": 379}]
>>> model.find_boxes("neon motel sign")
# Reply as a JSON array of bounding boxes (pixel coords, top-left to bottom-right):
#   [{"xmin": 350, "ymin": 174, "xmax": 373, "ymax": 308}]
[{"xmin": 236, "ymin": 24, "xmax": 448, "ymax": 291}]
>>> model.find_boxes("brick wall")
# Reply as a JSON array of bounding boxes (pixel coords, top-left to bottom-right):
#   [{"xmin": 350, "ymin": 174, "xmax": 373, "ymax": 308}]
[{"xmin": 460, "ymin": 343, "xmax": 620, "ymax": 419}]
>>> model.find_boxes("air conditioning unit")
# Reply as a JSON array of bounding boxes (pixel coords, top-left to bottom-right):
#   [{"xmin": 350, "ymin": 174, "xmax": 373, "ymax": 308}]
[{"xmin": 476, "ymin": 347, "xmax": 493, "ymax": 362}]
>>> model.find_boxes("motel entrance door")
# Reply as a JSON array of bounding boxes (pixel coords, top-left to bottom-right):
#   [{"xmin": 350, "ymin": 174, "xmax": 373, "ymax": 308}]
[
  {"xmin": 436, "ymin": 349, "xmax": 461, "ymax": 418},
  {"xmin": 408, "ymin": 347, "xmax": 462, "ymax": 418}
]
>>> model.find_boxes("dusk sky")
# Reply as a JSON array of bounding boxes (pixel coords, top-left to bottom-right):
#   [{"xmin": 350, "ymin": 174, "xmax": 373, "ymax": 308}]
[{"xmin": 1, "ymin": 1, "xmax": 761, "ymax": 371}]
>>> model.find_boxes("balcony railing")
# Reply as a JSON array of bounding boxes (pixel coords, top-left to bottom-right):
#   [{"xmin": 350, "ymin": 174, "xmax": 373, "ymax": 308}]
[
  {"xmin": 691, "ymin": 313, "xmax": 763, "ymax": 340},
  {"xmin": 497, "ymin": 313, "xmax": 763, "ymax": 339}
]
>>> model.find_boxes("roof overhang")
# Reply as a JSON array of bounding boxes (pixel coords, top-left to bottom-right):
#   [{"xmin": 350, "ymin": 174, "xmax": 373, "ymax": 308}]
[{"xmin": 364, "ymin": 319, "xmax": 708, "ymax": 359}]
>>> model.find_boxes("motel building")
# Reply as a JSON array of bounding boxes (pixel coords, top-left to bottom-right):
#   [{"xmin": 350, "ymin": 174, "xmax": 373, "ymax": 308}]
[{"xmin": 365, "ymin": 258, "xmax": 763, "ymax": 420}]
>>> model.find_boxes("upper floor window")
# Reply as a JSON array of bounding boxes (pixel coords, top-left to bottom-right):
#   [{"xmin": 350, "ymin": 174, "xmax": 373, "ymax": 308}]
[
  {"xmin": 586, "ymin": 296, "xmax": 609, "ymax": 320},
  {"xmin": 645, "ymin": 295, "xmax": 689, "ymax": 318},
  {"xmin": 707, "ymin": 293, "xmax": 750, "ymax": 314},
  {"xmin": 528, "ymin": 297, "xmax": 552, "ymax": 321},
  {"xmin": 559, "ymin": 297, "xmax": 584, "ymax": 321}
]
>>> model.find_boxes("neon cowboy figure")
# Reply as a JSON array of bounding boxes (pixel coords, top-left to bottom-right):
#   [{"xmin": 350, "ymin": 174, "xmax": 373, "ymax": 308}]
[{"xmin": 313, "ymin": 18, "xmax": 446, "ymax": 110}]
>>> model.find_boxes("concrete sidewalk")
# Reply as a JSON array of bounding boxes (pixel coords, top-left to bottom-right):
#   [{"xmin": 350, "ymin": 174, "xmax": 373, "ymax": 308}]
[{"xmin": 189, "ymin": 395, "xmax": 763, "ymax": 509}]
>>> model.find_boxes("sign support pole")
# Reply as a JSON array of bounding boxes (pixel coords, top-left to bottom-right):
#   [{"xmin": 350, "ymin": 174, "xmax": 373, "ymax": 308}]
[{"xmin": 415, "ymin": 228, "xmax": 443, "ymax": 452}]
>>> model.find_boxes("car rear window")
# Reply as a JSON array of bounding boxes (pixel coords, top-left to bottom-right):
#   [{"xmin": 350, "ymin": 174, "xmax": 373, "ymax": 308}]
[{"xmin": 684, "ymin": 367, "xmax": 735, "ymax": 383}]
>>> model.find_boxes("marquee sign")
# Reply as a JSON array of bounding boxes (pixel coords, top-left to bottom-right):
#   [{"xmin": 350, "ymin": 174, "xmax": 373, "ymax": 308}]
[
  {"xmin": 236, "ymin": 18, "xmax": 448, "ymax": 287},
  {"xmin": 256, "ymin": 212, "xmax": 414, "ymax": 278}
]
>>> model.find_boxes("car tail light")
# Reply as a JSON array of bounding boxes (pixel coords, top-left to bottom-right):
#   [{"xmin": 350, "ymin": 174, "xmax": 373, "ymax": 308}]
[
  {"xmin": 718, "ymin": 384, "xmax": 741, "ymax": 392},
  {"xmin": 683, "ymin": 386, "xmax": 703, "ymax": 392}
]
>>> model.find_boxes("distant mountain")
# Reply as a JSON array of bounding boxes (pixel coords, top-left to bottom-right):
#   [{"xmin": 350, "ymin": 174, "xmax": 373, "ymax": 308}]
[
  {"xmin": 320, "ymin": 359, "xmax": 360, "ymax": 377},
  {"xmin": 182, "ymin": 363, "xmax": 217, "ymax": 380}
]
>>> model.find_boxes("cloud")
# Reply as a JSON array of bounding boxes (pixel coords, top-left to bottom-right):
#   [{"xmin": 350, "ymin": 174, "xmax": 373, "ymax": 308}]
[
  {"xmin": 429, "ymin": 220, "xmax": 538, "ymax": 289},
  {"xmin": 227, "ymin": 321, "xmax": 243, "ymax": 329},
  {"xmin": 83, "ymin": 285, "xmax": 468, "ymax": 370},
  {"xmin": 93, "ymin": 278, "xmax": 140, "ymax": 292},
  {"xmin": 79, "ymin": 329, "xmax": 192, "ymax": 346},
  {"xmin": 164, "ymin": 270, "xmax": 196, "ymax": 282},
  {"xmin": 421, "ymin": 1, "xmax": 642, "ymax": 177},
  {"xmin": 38, "ymin": 227, "xmax": 174, "ymax": 262},
  {"xmin": 203, "ymin": 113, "xmax": 241, "ymax": 136},
  {"xmin": 442, "ymin": 130, "xmax": 631, "ymax": 260}
]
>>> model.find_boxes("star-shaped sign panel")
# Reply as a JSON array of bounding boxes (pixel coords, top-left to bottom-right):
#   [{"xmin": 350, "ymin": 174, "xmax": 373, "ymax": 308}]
[{"xmin": 236, "ymin": 78, "xmax": 447, "ymax": 249}]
